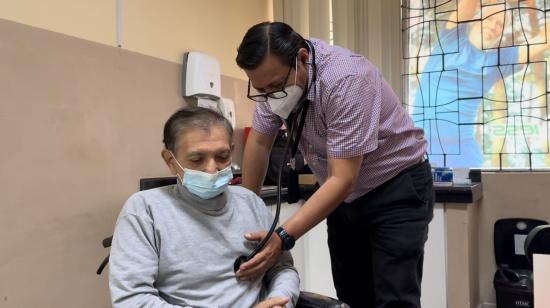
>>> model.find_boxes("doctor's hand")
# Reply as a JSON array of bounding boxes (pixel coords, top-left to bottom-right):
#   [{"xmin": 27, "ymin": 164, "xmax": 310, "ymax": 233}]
[
  {"xmin": 236, "ymin": 230, "xmax": 282, "ymax": 281},
  {"xmin": 254, "ymin": 296, "xmax": 289, "ymax": 308}
]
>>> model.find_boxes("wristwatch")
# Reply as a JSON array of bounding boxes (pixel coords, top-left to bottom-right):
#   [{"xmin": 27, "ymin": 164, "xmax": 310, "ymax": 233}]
[{"xmin": 275, "ymin": 226, "xmax": 296, "ymax": 251}]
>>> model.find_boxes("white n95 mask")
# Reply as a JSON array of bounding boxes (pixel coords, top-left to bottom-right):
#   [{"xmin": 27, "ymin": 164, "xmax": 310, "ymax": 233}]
[
  {"xmin": 267, "ymin": 85, "xmax": 304, "ymax": 119},
  {"xmin": 267, "ymin": 57, "xmax": 304, "ymax": 119},
  {"xmin": 170, "ymin": 152, "xmax": 233, "ymax": 199}
]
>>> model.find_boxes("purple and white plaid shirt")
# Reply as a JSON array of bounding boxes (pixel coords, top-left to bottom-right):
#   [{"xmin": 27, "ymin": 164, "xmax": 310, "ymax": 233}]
[{"xmin": 252, "ymin": 38, "xmax": 427, "ymax": 203}]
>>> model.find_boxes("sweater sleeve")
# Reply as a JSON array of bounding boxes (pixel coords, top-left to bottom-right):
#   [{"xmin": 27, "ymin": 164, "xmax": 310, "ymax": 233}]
[
  {"xmin": 109, "ymin": 201, "xmax": 190, "ymax": 308},
  {"xmin": 263, "ymin": 251, "xmax": 300, "ymax": 307}
]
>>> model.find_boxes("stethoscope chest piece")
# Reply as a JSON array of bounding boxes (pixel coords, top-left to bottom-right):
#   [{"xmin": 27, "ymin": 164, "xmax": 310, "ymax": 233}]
[{"xmin": 234, "ymin": 255, "xmax": 249, "ymax": 273}]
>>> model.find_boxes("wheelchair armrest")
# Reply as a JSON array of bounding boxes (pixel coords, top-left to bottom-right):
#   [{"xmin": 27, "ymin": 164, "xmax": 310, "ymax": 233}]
[
  {"xmin": 102, "ymin": 236, "xmax": 113, "ymax": 248},
  {"xmin": 296, "ymin": 291, "xmax": 350, "ymax": 308}
]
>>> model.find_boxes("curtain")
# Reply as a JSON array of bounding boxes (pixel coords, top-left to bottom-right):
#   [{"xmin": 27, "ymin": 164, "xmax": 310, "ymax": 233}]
[
  {"xmin": 332, "ymin": 0, "xmax": 402, "ymax": 98},
  {"xmin": 272, "ymin": 0, "xmax": 402, "ymax": 97}
]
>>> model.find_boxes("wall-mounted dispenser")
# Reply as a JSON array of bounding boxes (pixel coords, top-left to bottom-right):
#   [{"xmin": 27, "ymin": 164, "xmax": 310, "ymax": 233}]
[
  {"xmin": 182, "ymin": 52, "xmax": 221, "ymax": 99},
  {"xmin": 218, "ymin": 98, "xmax": 236, "ymax": 129},
  {"xmin": 182, "ymin": 51, "xmax": 236, "ymax": 129}
]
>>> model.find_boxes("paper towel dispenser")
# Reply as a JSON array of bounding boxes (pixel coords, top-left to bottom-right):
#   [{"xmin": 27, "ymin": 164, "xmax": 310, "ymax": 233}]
[{"xmin": 182, "ymin": 52, "xmax": 221, "ymax": 99}]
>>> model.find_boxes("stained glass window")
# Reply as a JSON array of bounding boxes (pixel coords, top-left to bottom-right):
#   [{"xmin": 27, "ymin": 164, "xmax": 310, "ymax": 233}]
[{"xmin": 402, "ymin": 0, "xmax": 550, "ymax": 169}]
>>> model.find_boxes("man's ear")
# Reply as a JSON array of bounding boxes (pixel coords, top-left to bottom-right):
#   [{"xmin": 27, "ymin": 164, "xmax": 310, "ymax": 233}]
[
  {"xmin": 297, "ymin": 47, "xmax": 309, "ymax": 64},
  {"xmin": 161, "ymin": 149, "xmax": 178, "ymax": 175},
  {"xmin": 230, "ymin": 143, "xmax": 235, "ymax": 154}
]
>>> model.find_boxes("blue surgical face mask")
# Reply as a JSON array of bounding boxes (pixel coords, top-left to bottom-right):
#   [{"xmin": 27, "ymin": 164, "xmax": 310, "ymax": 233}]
[{"xmin": 170, "ymin": 152, "xmax": 233, "ymax": 199}]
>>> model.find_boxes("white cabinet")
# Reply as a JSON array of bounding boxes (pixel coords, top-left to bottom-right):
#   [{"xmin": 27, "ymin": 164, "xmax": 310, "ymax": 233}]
[
  {"xmin": 301, "ymin": 219, "xmax": 337, "ymax": 298},
  {"xmin": 274, "ymin": 201, "xmax": 306, "ymax": 290},
  {"xmin": 275, "ymin": 200, "xmax": 336, "ymax": 297},
  {"xmin": 421, "ymin": 203, "xmax": 448, "ymax": 308}
]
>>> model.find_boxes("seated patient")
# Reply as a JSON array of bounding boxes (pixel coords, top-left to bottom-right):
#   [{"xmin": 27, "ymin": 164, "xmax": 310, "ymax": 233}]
[{"xmin": 109, "ymin": 107, "xmax": 299, "ymax": 307}]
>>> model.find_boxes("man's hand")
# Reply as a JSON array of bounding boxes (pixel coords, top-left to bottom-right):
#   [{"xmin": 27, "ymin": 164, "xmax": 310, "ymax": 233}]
[
  {"xmin": 236, "ymin": 230, "xmax": 282, "ymax": 280},
  {"xmin": 254, "ymin": 296, "xmax": 289, "ymax": 308}
]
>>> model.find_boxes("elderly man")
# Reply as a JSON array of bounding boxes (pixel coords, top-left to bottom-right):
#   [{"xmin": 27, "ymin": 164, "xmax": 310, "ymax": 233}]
[{"xmin": 109, "ymin": 107, "xmax": 299, "ymax": 307}]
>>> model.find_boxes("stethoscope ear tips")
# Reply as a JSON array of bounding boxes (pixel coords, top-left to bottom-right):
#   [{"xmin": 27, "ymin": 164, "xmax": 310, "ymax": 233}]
[{"xmin": 233, "ymin": 255, "xmax": 249, "ymax": 273}]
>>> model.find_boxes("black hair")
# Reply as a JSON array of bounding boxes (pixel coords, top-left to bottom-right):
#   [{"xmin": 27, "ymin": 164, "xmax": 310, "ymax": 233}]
[
  {"xmin": 236, "ymin": 21, "xmax": 310, "ymax": 70},
  {"xmin": 163, "ymin": 106, "xmax": 233, "ymax": 153}
]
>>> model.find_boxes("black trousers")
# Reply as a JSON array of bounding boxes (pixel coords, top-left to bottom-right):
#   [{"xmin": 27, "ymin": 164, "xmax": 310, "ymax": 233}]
[{"xmin": 327, "ymin": 161, "xmax": 434, "ymax": 308}]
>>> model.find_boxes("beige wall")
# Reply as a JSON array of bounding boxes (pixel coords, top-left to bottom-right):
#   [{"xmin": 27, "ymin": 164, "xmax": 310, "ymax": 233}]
[
  {"xmin": 0, "ymin": 0, "xmax": 117, "ymax": 45},
  {"xmin": 0, "ymin": 18, "xmax": 255, "ymax": 307},
  {"xmin": 0, "ymin": 0, "xmax": 272, "ymax": 79},
  {"xmin": 121, "ymin": 0, "xmax": 271, "ymax": 79}
]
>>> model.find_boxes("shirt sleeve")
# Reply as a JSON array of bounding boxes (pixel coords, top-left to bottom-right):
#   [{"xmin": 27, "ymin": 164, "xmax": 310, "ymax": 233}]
[
  {"xmin": 252, "ymin": 101, "xmax": 283, "ymax": 135},
  {"xmin": 109, "ymin": 198, "xmax": 187, "ymax": 308},
  {"xmin": 253, "ymin": 195, "xmax": 300, "ymax": 308},
  {"xmin": 325, "ymin": 74, "xmax": 382, "ymax": 158}
]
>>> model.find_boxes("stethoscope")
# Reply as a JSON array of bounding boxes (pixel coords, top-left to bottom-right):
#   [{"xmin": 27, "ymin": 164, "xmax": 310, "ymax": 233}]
[{"xmin": 234, "ymin": 40, "xmax": 317, "ymax": 273}]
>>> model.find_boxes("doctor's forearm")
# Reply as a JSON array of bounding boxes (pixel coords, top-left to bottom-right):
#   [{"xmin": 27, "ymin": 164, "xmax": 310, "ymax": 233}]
[{"xmin": 282, "ymin": 176, "xmax": 353, "ymax": 239}]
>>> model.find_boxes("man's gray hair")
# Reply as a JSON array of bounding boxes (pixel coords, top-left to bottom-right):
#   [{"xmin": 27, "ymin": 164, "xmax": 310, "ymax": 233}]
[{"xmin": 163, "ymin": 106, "xmax": 233, "ymax": 153}]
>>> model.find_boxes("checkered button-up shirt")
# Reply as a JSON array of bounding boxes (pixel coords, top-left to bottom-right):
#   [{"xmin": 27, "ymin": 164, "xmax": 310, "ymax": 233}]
[{"xmin": 252, "ymin": 38, "xmax": 427, "ymax": 203}]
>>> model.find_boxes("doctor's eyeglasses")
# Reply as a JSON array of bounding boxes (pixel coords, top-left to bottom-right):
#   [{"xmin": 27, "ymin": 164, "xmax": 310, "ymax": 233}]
[{"xmin": 247, "ymin": 66, "xmax": 292, "ymax": 102}]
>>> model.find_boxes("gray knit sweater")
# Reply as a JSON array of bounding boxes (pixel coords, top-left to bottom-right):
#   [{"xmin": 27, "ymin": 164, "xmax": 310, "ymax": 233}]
[{"xmin": 109, "ymin": 184, "xmax": 299, "ymax": 308}]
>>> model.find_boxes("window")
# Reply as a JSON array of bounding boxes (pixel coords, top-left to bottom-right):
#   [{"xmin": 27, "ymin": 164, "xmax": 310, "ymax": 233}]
[{"xmin": 402, "ymin": 0, "xmax": 550, "ymax": 170}]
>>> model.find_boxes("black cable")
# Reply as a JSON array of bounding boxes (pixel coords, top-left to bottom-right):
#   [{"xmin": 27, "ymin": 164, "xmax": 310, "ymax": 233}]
[{"xmin": 233, "ymin": 103, "xmax": 309, "ymax": 273}]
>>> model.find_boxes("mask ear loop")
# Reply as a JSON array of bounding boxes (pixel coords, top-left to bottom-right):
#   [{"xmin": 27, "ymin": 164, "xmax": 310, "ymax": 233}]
[
  {"xmin": 301, "ymin": 42, "xmax": 316, "ymax": 100},
  {"xmin": 169, "ymin": 152, "xmax": 185, "ymax": 183},
  {"xmin": 293, "ymin": 56, "xmax": 298, "ymax": 86}
]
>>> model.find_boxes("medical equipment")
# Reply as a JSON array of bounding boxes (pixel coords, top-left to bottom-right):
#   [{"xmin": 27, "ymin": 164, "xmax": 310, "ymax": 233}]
[
  {"xmin": 233, "ymin": 40, "xmax": 317, "ymax": 272},
  {"xmin": 217, "ymin": 98, "xmax": 236, "ymax": 129},
  {"xmin": 233, "ymin": 101, "xmax": 309, "ymax": 271}
]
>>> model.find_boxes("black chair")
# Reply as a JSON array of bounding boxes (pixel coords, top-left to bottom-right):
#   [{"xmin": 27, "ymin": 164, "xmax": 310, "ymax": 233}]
[
  {"xmin": 525, "ymin": 224, "xmax": 550, "ymax": 264},
  {"xmin": 97, "ymin": 177, "xmax": 349, "ymax": 308}
]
